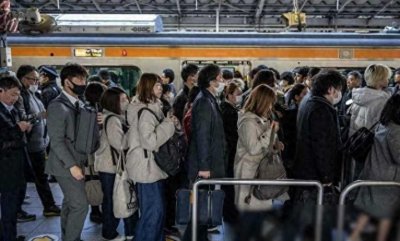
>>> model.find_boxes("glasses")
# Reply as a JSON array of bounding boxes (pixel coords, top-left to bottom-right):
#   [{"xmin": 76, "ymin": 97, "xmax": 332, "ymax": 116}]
[{"xmin": 24, "ymin": 76, "xmax": 40, "ymax": 82}]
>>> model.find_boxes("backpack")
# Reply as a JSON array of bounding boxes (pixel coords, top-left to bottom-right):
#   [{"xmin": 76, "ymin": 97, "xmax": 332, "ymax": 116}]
[
  {"xmin": 58, "ymin": 97, "xmax": 100, "ymax": 155},
  {"xmin": 244, "ymin": 127, "xmax": 288, "ymax": 204},
  {"xmin": 344, "ymin": 121, "xmax": 379, "ymax": 163},
  {"xmin": 138, "ymin": 107, "xmax": 185, "ymax": 176}
]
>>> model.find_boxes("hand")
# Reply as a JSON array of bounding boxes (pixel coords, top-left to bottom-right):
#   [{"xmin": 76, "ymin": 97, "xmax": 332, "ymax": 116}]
[
  {"xmin": 270, "ymin": 121, "xmax": 280, "ymax": 133},
  {"xmin": 96, "ymin": 112, "xmax": 103, "ymax": 125},
  {"xmin": 274, "ymin": 141, "xmax": 285, "ymax": 151},
  {"xmin": 170, "ymin": 115, "xmax": 181, "ymax": 129},
  {"xmin": 70, "ymin": 165, "xmax": 84, "ymax": 181},
  {"xmin": 17, "ymin": 121, "xmax": 32, "ymax": 132},
  {"xmin": 198, "ymin": 171, "xmax": 211, "ymax": 179}
]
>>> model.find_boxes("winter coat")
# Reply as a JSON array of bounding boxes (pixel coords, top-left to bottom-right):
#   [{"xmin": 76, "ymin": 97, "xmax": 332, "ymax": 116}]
[
  {"xmin": 294, "ymin": 95, "xmax": 341, "ymax": 184},
  {"xmin": 173, "ymin": 84, "xmax": 190, "ymax": 123},
  {"xmin": 95, "ymin": 110, "xmax": 127, "ymax": 174},
  {"xmin": 281, "ymin": 104, "xmax": 298, "ymax": 177},
  {"xmin": 354, "ymin": 122, "xmax": 400, "ymax": 218},
  {"xmin": 187, "ymin": 89, "xmax": 227, "ymax": 181},
  {"xmin": 234, "ymin": 111, "xmax": 276, "ymax": 211},
  {"xmin": 40, "ymin": 81, "xmax": 61, "ymax": 109},
  {"xmin": 348, "ymin": 87, "xmax": 390, "ymax": 136},
  {"xmin": 0, "ymin": 104, "xmax": 26, "ymax": 191},
  {"xmin": 126, "ymin": 97, "xmax": 175, "ymax": 183}
]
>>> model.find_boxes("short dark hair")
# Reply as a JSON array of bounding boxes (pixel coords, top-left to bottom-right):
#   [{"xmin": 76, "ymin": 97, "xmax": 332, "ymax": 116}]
[
  {"xmin": 162, "ymin": 84, "xmax": 171, "ymax": 95},
  {"xmin": 268, "ymin": 67, "xmax": 280, "ymax": 80},
  {"xmin": 294, "ymin": 66, "xmax": 310, "ymax": 77},
  {"xmin": 88, "ymin": 75, "xmax": 102, "ymax": 83},
  {"xmin": 287, "ymin": 83, "xmax": 307, "ymax": 105},
  {"xmin": 222, "ymin": 70, "xmax": 234, "ymax": 80},
  {"xmin": 234, "ymin": 70, "xmax": 243, "ymax": 79},
  {"xmin": 281, "ymin": 71, "xmax": 295, "ymax": 85},
  {"xmin": 253, "ymin": 69, "xmax": 275, "ymax": 89},
  {"xmin": 16, "ymin": 65, "xmax": 37, "ymax": 81},
  {"xmin": 347, "ymin": 71, "xmax": 362, "ymax": 80},
  {"xmin": 308, "ymin": 67, "xmax": 321, "ymax": 78},
  {"xmin": 136, "ymin": 73, "xmax": 161, "ymax": 104},
  {"xmin": 311, "ymin": 70, "xmax": 345, "ymax": 96},
  {"xmin": 181, "ymin": 64, "xmax": 199, "ymax": 83},
  {"xmin": 380, "ymin": 93, "xmax": 400, "ymax": 126},
  {"xmin": 249, "ymin": 65, "xmax": 268, "ymax": 80},
  {"xmin": 163, "ymin": 68, "xmax": 175, "ymax": 83},
  {"xmin": 84, "ymin": 82, "xmax": 107, "ymax": 106},
  {"xmin": 60, "ymin": 63, "xmax": 88, "ymax": 86},
  {"xmin": 98, "ymin": 70, "xmax": 110, "ymax": 81},
  {"xmin": 0, "ymin": 76, "xmax": 22, "ymax": 90},
  {"xmin": 101, "ymin": 87, "xmax": 128, "ymax": 115},
  {"xmin": 197, "ymin": 64, "xmax": 221, "ymax": 89}
]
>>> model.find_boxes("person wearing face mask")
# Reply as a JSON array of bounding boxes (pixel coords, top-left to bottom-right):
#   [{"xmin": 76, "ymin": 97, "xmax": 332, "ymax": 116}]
[
  {"xmin": 95, "ymin": 87, "xmax": 137, "ymax": 241},
  {"xmin": 38, "ymin": 65, "xmax": 61, "ymax": 109},
  {"xmin": 46, "ymin": 63, "xmax": 90, "ymax": 241},
  {"xmin": 15, "ymin": 65, "xmax": 60, "ymax": 222}
]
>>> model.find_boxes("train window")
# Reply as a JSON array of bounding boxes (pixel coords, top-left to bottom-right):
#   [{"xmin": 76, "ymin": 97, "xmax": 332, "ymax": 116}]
[{"xmin": 182, "ymin": 60, "xmax": 252, "ymax": 80}]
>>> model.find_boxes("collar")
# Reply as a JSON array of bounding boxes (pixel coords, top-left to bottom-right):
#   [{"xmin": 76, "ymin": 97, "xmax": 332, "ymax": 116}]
[
  {"xmin": 1, "ymin": 101, "xmax": 14, "ymax": 112},
  {"xmin": 62, "ymin": 90, "xmax": 79, "ymax": 105}
]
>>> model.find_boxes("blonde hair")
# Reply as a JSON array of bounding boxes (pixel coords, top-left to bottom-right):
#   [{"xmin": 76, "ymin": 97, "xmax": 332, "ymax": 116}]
[
  {"xmin": 244, "ymin": 84, "xmax": 276, "ymax": 117},
  {"xmin": 364, "ymin": 64, "xmax": 392, "ymax": 88}
]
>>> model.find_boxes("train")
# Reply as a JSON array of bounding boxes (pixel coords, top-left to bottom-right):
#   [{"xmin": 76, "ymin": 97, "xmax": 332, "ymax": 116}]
[{"xmin": 7, "ymin": 32, "xmax": 400, "ymax": 95}]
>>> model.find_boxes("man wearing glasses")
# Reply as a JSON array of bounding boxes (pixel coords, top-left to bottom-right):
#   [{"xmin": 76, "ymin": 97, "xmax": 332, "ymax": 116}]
[{"xmin": 16, "ymin": 65, "xmax": 61, "ymax": 223}]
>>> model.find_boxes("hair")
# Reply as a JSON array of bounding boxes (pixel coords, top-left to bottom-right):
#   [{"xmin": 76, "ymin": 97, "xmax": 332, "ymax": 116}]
[
  {"xmin": 295, "ymin": 66, "xmax": 310, "ymax": 77},
  {"xmin": 234, "ymin": 70, "xmax": 243, "ymax": 79},
  {"xmin": 109, "ymin": 71, "xmax": 119, "ymax": 84},
  {"xmin": 347, "ymin": 70, "xmax": 362, "ymax": 80},
  {"xmin": 188, "ymin": 86, "xmax": 201, "ymax": 104},
  {"xmin": 163, "ymin": 68, "xmax": 175, "ymax": 83},
  {"xmin": 84, "ymin": 82, "xmax": 107, "ymax": 106},
  {"xmin": 101, "ymin": 87, "xmax": 128, "ymax": 115},
  {"xmin": 16, "ymin": 65, "xmax": 37, "ymax": 81},
  {"xmin": 380, "ymin": 93, "xmax": 400, "ymax": 126},
  {"xmin": 136, "ymin": 73, "xmax": 161, "ymax": 104},
  {"xmin": 311, "ymin": 70, "xmax": 345, "ymax": 96},
  {"xmin": 162, "ymin": 84, "xmax": 171, "ymax": 95},
  {"xmin": 60, "ymin": 63, "xmax": 88, "ymax": 86},
  {"xmin": 394, "ymin": 68, "xmax": 400, "ymax": 75},
  {"xmin": 88, "ymin": 75, "xmax": 102, "ymax": 83},
  {"xmin": 181, "ymin": 64, "xmax": 199, "ymax": 83},
  {"xmin": 222, "ymin": 70, "xmax": 234, "ymax": 80},
  {"xmin": 224, "ymin": 82, "xmax": 240, "ymax": 99},
  {"xmin": 269, "ymin": 67, "xmax": 280, "ymax": 80},
  {"xmin": 288, "ymin": 84, "xmax": 307, "ymax": 106},
  {"xmin": 244, "ymin": 84, "xmax": 276, "ymax": 117},
  {"xmin": 0, "ymin": 76, "xmax": 22, "ymax": 90},
  {"xmin": 252, "ymin": 69, "xmax": 276, "ymax": 88},
  {"xmin": 281, "ymin": 71, "xmax": 295, "ymax": 85},
  {"xmin": 364, "ymin": 64, "xmax": 392, "ymax": 88},
  {"xmin": 249, "ymin": 65, "xmax": 268, "ymax": 80},
  {"xmin": 308, "ymin": 67, "xmax": 321, "ymax": 78},
  {"xmin": 197, "ymin": 64, "xmax": 221, "ymax": 89},
  {"xmin": 38, "ymin": 66, "xmax": 58, "ymax": 81},
  {"xmin": 98, "ymin": 69, "xmax": 110, "ymax": 81}
]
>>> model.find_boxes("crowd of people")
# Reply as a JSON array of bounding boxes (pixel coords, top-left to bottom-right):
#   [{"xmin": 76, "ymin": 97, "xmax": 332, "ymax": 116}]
[{"xmin": 0, "ymin": 62, "xmax": 400, "ymax": 241}]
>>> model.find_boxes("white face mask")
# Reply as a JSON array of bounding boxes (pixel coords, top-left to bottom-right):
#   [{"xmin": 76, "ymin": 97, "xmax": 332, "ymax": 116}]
[
  {"xmin": 120, "ymin": 101, "xmax": 129, "ymax": 112},
  {"xmin": 215, "ymin": 82, "xmax": 226, "ymax": 95},
  {"xmin": 235, "ymin": 95, "xmax": 243, "ymax": 105},
  {"xmin": 29, "ymin": 84, "xmax": 39, "ymax": 93},
  {"xmin": 332, "ymin": 90, "xmax": 342, "ymax": 105}
]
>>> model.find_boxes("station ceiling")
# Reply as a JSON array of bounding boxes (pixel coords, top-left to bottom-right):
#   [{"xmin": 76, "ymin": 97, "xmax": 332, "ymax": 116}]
[{"xmin": 11, "ymin": 0, "xmax": 400, "ymax": 32}]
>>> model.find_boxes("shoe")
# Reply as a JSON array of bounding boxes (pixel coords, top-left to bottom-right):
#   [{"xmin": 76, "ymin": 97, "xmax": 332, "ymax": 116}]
[
  {"xmin": 125, "ymin": 236, "xmax": 134, "ymax": 241},
  {"xmin": 90, "ymin": 212, "xmax": 103, "ymax": 224},
  {"xmin": 207, "ymin": 225, "xmax": 220, "ymax": 234},
  {"xmin": 17, "ymin": 210, "xmax": 36, "ymax": 223},
  {"xmin": 43, "ymin": 205, "xmax": 61, "ymax": 217}
]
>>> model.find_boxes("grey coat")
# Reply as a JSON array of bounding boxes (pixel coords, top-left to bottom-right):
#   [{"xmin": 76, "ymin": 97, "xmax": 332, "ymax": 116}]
[
  {"xmin": 45, "ymin": 93, "xmax": 88, "ymax": 177},
  {"xmin": 354, "ymin": 122, "xmax": 400, "ymax": 218}
]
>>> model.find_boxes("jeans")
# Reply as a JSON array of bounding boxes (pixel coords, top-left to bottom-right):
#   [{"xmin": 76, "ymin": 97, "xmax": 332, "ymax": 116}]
[
  {"xmin": 135, "ymin": 181, "xmax": 165, "ymax": 241},
  {"xmin": 0, "ymin": 188, "xmax": 21, "ymax": 241},
  {"xmin": 99, "ymin": 172, "xmax": 138, "ymax": 239}
]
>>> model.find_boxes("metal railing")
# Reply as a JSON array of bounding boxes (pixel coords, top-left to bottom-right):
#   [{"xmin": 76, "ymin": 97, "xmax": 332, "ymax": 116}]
[
  {"xmin": 192, "ymin": 178, "xmax": 324, "ymax": 241},
  {"xmin": 336, "ymin": 180, "xmax": 400, "ymax": 241}
]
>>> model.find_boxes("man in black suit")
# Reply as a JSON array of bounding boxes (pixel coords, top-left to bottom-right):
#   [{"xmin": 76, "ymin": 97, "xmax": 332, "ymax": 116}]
[{"xmin": 0, "ymin": 75, "xmax": 32, "ymax": 241}]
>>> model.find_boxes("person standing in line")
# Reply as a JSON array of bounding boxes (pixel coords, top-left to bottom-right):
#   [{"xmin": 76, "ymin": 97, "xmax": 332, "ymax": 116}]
[
  {"xmin": 46, "ymin": 63, "xmax": 90, "ymax": 241},
  {"xmin": 38, "ymin": 65, "xmax": 61, "ymax": 109}
]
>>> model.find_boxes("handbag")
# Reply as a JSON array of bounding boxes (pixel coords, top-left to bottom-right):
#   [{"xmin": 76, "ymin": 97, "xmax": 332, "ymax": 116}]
[
  {"xmin": 85, "ymin": 165, "xmax": 103, "ymax": 206},
  {"xmin": 176, "ymin": 187, "xmax": 225, "ymax": 226},
  {"xmin": 345, "ymin": 121, "xmax": 379, "ymax": 163},
  {"xmin": 113, "ymin": 141, "xmax": 138, "ymax": 218},
  {"xmin": 245, "ymin": 127, "xmax": 288, "ymax": 204}
]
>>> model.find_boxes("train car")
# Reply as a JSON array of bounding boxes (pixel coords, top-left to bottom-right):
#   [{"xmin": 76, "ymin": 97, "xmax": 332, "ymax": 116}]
[{"xmin": 7, "ymin": 32, "xmax": 400, "ymax": 95}]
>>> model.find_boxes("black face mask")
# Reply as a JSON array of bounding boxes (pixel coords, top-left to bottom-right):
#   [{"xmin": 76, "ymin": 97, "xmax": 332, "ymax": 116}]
[{"xmin": 69, "ymin": 79, "xmax": 86, "ymax": 96}]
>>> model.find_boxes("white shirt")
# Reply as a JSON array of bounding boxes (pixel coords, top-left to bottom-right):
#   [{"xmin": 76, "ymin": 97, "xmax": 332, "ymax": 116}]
[
  {"xmin": 1, "ymin": 101, "xmax": 14, "ymax": 112},
  {"xmin": 62, "ymin": 90, "xmax": 79, "ymax": 106}
]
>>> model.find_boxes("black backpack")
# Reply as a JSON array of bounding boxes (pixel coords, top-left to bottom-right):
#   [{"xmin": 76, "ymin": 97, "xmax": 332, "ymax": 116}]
[
  {"xmin": 138, "ymin": 107, "xmax": 185, "ymax": 176},
  {"xmin": 345, "ymin": 121, "xmax": 379, "ymax": 163}
]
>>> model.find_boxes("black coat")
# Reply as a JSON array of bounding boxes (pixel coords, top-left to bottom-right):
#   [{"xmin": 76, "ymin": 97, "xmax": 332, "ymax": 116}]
[
  {"xmin": 294, "ymin": 95, "xmax": 341, "ymax": 184},
  {"xmin": 220, "ymin": 101, "xmax": 239, "ymax": 178},
  {"xmin": 281, "ymin": 104, "xmax": 299, "ymax": 177},
  {"xmin": 187, "ymin": 89, "xmax": 227, "ymax": 181},
  {"xmin": 0, "ymin": 104, "xmax": 27, "ymax": 191},
  {"xmin": 173, "ymin": 84, "xmax": 190, "ymax": 123},
  {"xmin": 40, "ymin": 81, "xmax": 61, "ymax": 109}
]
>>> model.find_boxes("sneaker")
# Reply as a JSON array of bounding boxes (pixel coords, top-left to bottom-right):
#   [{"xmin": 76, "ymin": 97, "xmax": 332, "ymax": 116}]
[
  {"xmin": 125, "ymin": 236, "xmax": 134, "ymax": 241},
  {"xmin": 17, "ymin": 210, "xmax": 36, "ymax": 223},
  {"xmin": 43, "ymin": 205, "xmax": 61, "ymax": 217},
  {"xmin": 207, "ymin": 225, "xmax": 220, "ymax": 234},
  {"xmin": 90, "ymin": 212, "xmax": 103, "ymax": 224}
]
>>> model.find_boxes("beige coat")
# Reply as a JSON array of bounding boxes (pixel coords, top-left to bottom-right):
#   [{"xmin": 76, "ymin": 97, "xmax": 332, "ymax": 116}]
[
  {"xmin": 94, "ymin": 110, "xmax": 127, "ymax": 174},
  {"xmin": 234, "ymin": 111, "xmax": 287, "ymax": 211},
  {"xmin": 125, "ymin": 97, "xmax": 175, "ymax": 183}
]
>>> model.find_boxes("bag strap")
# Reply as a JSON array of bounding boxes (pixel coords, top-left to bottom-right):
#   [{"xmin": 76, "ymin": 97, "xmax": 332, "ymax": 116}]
[
  {"xmin": 104, "ymin": 114, "xmax": 127, "ymax": 166},
  {"xmin": 138, "ymin": 107, "xmax": 162, "ymax": 123}
]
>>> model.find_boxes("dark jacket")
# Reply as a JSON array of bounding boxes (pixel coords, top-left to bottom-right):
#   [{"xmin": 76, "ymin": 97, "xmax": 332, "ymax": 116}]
[
  {"xmin": 40, "ymin": 81, "xmax": 61, "ymax": 109},
  {"xmin": 187, "ymin": 89, "xmax": 227, "ymax": 181},
  {"xmin": 173, "ymin": 84, "xmax": 190, "ymax": 123},
  {"xmin": 294, "ymin": 95, "xmax": 341, "ymax": 184},
  {"xmin": 220, "ymin": 101, "xmax": 238, "ymax": 178},
  {"xmin": 0, "ymin": 104, "xmax": 26, "ymax": 191},
  {"xmin": 281, "ymin": 104, "xmax": 299, "ymax": 177}
]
